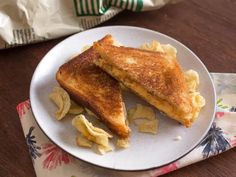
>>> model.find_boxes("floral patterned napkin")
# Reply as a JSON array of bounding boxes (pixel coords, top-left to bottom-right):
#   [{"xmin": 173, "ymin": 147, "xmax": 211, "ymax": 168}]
[{"xmin": 16, "ymin": 73, "xmax": 236, "ymax": 177}]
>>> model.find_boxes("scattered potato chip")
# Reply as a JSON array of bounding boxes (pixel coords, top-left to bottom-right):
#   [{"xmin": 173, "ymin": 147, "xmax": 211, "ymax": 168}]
[
  {"xmin": 184, "ymin": 70, "xmax": 200, "ymax": 92},
  {"xmin": 191, "ymin": 92, "xmax": 205, "ymax": 108},
  {"xmin": 127, "ymin": 107, "xmax": 136, "ymax": 122},
  {"xmin": 96, "ymin": 144, "xmax": 113, "ymax": 155},
  {"xmin": 141, "ymin": 40, "xmax": 177, "ymax": 58},
  {"xmin": 138, "ymin": 119, "xmax": 158, "ymax": 134},
  {"xmin": 189, "ymin": 92, "xmax": 206, "ymax": 120},
  {"xmin": 85, "ymin": 108, "xmax": 98, "ymax": 119},
  {"xmin": 72, "ymin": 115, "xmax": 112, "ymax": 147},
  {"xmin": 128, "ymin": 104, "xmax": 158, "ymax": 135},
  {"xmin": 49, "ymin": 86, "xmax": 71, "ymax": 120},
  {"xmin": 69, "ymin": 100, "xmax": 84, "ymax": 114},
  {"xmin": 128, "ymin": 104, "xmax": 155, "ymax": 123},
  {"xmin": 184, "ymin": 70, "xmax": 204, "ymax": 122},
  {"xmin": 141, "ymin": 40, "xmax": 164, "ymax": 53},
  {"xmin": 81, "ymin": 45, "xmax": 91, "ymax": 52},
  {"xmin": 76, "ymin": 134, "xmax": 92, "ymax": 148},
  {"xmin": 116, "ymin": 138, "xmax": 130, "ymax": 148},
  {"xmin": 90, "ymin": 126, "xmax": 113, "ymax": 138}
]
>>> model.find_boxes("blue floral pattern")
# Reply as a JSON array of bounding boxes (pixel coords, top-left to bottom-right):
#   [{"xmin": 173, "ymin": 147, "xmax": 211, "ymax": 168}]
[
  {"xmin": 230, "ymin": 106, "xmax": 236, "ymax": 112},
  {"xmin": 16, "ymin": 73, "xmax": 236, "ymax": 177},
  {"xmin": 199, "ymin": 122, "xmax": 230, "ymax": 159},
  {"xmin": 26, "ymin": 126, "xmax": 41, "ymax": 159}
]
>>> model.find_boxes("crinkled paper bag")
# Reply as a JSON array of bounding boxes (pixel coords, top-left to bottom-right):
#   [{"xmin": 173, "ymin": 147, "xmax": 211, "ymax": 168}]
[{"xmin": 0, "ymin": 0, "xmax": 181, "ymax": 49}]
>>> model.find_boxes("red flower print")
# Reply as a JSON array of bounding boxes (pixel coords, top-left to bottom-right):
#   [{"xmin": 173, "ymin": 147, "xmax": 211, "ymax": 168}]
[
  {"xmin": 42, "ymin": 143, "xmax": 72, "ymax": 170},
  {"xmin": 151, "ymin": 162, "xmax": 178, "ymax": 177},
  {"xmin": 16, "ymin": 99, "xmax": 31, "ymax": 117},
  {"xmin": 215, "ymin": 112, "xmax": 225, "ymax": 119}
]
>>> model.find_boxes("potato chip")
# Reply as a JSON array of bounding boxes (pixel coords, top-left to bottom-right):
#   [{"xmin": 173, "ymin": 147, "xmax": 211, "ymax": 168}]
[
  {"xmin": 81, "ymin": 45, "xmax": 91, "ymax": 52},
  {"xmin": 72, "ymin": 115, "xmax": 112, "ymax": 147},
  {"xmin": 191, "ymin": 92, "xmax": 205, "ymax": 108},
  {"xmin": 127, "ymin": 107, "xmax": 136, "ymax": 122},
  {"xmin": 141, "ymin": 40, "xmax": 164, "ymax": 53},
  {"xmin": 128, "ymin": 104, "xmax": 155, "ymax": 123},
  {"xmin": 141, "ymin": 40, "xmax": 177, "ymax": 58},
  {"xmin": 69, "ymin": 100, "xmax": 84, "ymax": 114},
  {"xmin": 96, "ymin": 144, "xmax": 113, "ymax": 155},
  {"xmin": 161, "ymin": 44, "xmax": 177, "ymax": 58},
  {"xmin": 190, "ymin": 92, "xmax": 206, "ymax": 120},
  {"xmin": 76, "ymin": 134, "xmax": 92, "ymax": 148},
  {"xmin": 116, "ymin": 138, "xmax": 129, "ymax": 148},
  {"xmin": 184, "ymin": 70, "xmax": 200, "ymax": 92},
  {"xmin": 49, "ymin": 86, "xmax": 71, "ymax": 120},
  {"xmin": 138, "ymin": 119, "xmax": 158, "ymax": 134},
  {"xmin": 127, "ymin": 104, "xmax": 158, "ymax": 134},
  {"xmin": 85, "ymin": 108, "xmax": 98, "ymax": 119}
]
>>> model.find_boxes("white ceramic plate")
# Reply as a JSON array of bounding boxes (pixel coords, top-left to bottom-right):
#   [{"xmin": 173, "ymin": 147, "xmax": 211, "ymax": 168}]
[{"xmin": 30, "ymin": 26, "xmax": 216, "ymax": 171}]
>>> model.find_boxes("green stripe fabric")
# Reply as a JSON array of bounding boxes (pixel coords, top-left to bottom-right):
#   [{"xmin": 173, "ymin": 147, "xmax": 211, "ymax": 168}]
[
  {"xmin": 136, "ymin": 0, "xmax": 143, "ymax": 11},
  {"xmin": 120, "ymin": 0, "xmax": 123, "ymax": 8},
  {"xmin": 102, "ymin": 0, "xmax": 107, "ymax": 13},
  {"xmin": 82, "ymin": 0, "xmax": 87, "ymax": 14},
  {"xmin": 91, "ymin": 0, "xmax": 96, "ymax": 14},
  {"xmin": 73, "ymin": 0, "xmax": 79, "ymax": 16},
  {"xmin": 114, "ymin": 0, "xmax": 118, "ymax": 6},
  {"xmin": 73, "ymin": 0, "xmax": 143, "ymax": 16},
  {"xmin": 96, "ymin": 0, "xmax": 100, "ymax": 14},
  {"xmin": 130, "ymin": 0, "xmax": 134, "ymax": 11},
  {"xmin": 79, "ymin": 0, "xmax": 85, "ymax": 15},
  {"xmin": 125, "ymin": 0, "xmax": 129, "ymax": 9},
  {"xmin": 85, "ymin": 0, "xmax": 90, "ymax": 14}
]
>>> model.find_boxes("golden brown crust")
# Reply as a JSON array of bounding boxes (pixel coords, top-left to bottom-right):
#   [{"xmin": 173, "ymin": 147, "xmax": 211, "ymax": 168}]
[
  {"xmin": 93, "ymin": 43, "xmax": 194, "ymax": 127},
  {"xmin": 56, "ymin": 35, "xmax": 130, "ymax": 138}
]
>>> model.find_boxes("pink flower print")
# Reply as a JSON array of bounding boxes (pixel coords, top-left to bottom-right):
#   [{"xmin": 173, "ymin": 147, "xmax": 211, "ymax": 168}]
[
  {"xmin": 151, "ymin": 162, "xmax": 178, "ymax": 177},
  {"xmin": 16, "ymin": 99, "xmax": 31, "ymax": 117},
  {"xmin": 231, "ymin": 136, "xmax": 236, "ymax": 147},
  {"xmin": 42, "ymin": 143, "xmax": 71, "ymax": 170},
  {"xmin": 215, "ymin": 112, "xmax": 225, "ymax": 119}
]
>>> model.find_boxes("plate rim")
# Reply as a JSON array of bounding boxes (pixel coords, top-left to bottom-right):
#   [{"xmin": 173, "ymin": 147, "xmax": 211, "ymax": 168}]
[{"xmin": 30, "ymin": 25, "xmax": 216, "ymax": 171}]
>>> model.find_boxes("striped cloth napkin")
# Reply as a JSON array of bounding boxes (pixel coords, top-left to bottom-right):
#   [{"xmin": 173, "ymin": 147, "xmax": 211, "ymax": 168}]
[{"xmin": 16, "ymin": 73, "xmax": 236, "ymax": 177}]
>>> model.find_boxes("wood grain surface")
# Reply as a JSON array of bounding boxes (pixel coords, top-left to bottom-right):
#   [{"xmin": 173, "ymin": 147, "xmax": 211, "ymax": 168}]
[{"xmin": 0, "ymin": 0, "xmax": 236, "ymax": 176}]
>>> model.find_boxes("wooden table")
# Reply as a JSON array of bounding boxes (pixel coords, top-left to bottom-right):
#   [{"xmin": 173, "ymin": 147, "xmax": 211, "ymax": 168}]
[{"xmin": 0, "ymin": 0, "xmax": 236, "ymax": 176}]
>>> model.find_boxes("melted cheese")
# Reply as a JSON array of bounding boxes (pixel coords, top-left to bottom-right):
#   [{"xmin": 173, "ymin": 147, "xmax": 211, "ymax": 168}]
[{"xmin": 98, "ymin": 62, "xmax": 187, "ymax": 124}]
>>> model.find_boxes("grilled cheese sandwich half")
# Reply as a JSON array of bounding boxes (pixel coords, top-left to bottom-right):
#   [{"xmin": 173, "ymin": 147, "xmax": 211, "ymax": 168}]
[
  {"xmin": 56, "ymin": 35, "xmax": 130, "ymax": 138},
  {"xmin": 93, "ymin": 42, "xmax": 204, "ymax": 127}
]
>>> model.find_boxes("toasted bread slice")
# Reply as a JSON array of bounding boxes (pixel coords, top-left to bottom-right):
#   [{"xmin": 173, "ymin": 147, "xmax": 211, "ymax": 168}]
[
  {"xmin": 56, "ymin": 35, "xmax": 130, "ymax": 138},
  {"xmin": 93, "ymin": 43, "xmax": 199, "ymax": 127}
]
